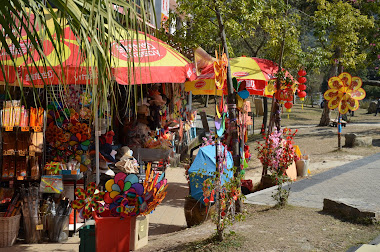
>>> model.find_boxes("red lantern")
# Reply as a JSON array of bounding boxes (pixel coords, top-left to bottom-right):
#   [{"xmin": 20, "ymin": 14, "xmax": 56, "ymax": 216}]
[
  {"xmin": 297, "ymin": 76, "xmax": 307, "ymax": 84},
  {"xmin": 275, "ymin": 89, "xmax": 285, "ymax": 101},
  {"xmin": 298, "ymin": 84, "xmax": 306, "ymax": 91},
  {"xmin": 284, "ymin": 102, "xmax": 293, "ymax": 112},
  {"xmin": 285, "ymin": 88, "xmax": 293, "ymax": 101},
  {"xmin": 298, "ymin": 91, "xmax": 307, "ymax": 101},
  {"xmin": 298, "ymin": 69, "xmax": 307, "ymax": 76}
]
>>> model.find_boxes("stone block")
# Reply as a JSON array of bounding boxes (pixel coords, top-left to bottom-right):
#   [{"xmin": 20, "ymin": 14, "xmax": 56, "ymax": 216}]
[
  {"xmin": 344, "ymin": 133, "xmax": 372, "ymax": 147},
  {"xmin": 368, "ymin": 101, "xmax": 377, "ymax": 114},
  {"xmin": 323, "ymin": 198, "xmax": 380, "ymax": 224}
]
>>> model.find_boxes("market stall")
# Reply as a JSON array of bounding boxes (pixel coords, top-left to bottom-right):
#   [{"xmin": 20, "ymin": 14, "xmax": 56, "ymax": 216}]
[{"xmin": 0, "ymin": 13, "xmax": 196, "ymax": 250}]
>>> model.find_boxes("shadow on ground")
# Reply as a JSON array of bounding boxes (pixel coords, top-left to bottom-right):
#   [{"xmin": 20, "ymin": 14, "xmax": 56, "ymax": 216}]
[
  {"xmin": 149, "ymin": 223, "xmax": 187, "ymax": 236},
  {"xmin": 161, "ymin": 182, "xmax": 189, "ymax": 208}
]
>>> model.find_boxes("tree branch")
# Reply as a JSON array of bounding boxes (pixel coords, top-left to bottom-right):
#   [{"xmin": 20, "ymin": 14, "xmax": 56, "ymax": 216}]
[
  {"xmin": 242, "ymin": 36, "xmax": 256, "ymax": 56},
  {"xmin": 363, "ymin": 80, "xmax": 380, "ymax": 87}
]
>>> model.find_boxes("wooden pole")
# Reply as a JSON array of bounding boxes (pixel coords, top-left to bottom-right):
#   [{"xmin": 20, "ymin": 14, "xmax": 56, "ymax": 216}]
[{"xmin": 214, "ymin": 3, "xmax": 241, "ymax": 236}]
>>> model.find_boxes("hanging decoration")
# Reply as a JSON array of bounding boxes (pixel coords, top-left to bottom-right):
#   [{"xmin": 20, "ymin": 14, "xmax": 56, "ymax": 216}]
[
  {"xmin": 297, "ymin": 68, "xmax": 307, "ymax": 109},
  {"xmin": 284, "ymin": 102, "xmax": 293, "ymax": 113},
  {"xmin": 213, "ymin": 51, "xmax": 228, "ymax": 90},
  {"xmin": 46, "ymin": 103, "xmax": 92, "ymax": 172}
]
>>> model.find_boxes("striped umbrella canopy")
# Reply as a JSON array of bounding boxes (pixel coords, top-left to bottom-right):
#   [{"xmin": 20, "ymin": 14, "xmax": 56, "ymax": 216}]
[
  {"xmin": 110, "ymin": 31, "xmax": 196, "ymax": 85},
  {"xmin": 185, "ymin": 57, "xmax": 295, "ymax": 97},
  {"xmin": 0, "ymin": 24, "xmax": 94, "ymax": 87},
  {"xmin": 1, "ymin": 22, "xmax": 196, "ymax": 86}
]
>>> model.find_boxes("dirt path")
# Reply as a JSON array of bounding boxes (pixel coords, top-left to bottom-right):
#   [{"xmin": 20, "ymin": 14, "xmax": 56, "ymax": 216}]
[
  {"xmin": 141, "ymin": 205, "xmax": 380, "ymax": 252},
  {"xmin": 139, "ymin": 100, "xmax": 380, "ymax": 251}
]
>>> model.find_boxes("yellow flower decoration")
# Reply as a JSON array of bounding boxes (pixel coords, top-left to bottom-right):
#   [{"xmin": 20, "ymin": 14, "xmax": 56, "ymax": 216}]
[{"xmin": 324, "ymin": 72, "xmax": 366, "ymax": 114}]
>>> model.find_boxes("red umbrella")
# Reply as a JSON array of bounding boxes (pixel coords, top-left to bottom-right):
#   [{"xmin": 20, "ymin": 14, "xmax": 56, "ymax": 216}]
[{"xmin": 185, "ymin": 57, "xmax": 296, "ymax": 97}]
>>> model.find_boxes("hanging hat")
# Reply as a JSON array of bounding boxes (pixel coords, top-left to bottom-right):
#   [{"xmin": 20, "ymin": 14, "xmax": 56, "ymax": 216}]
[
  {"xmin": 99, "ymin": 143, "xmax": 116, "ymax": 163},
  {"xmin": 137, "ymin": 105, "xmax": 150, "ymax": 116},
  {"xmin": 137, "ymin": 98, "xmax": 150, "ymax": 107},
  {"xmin": 115, "ymin": 159, "xmax": 139, "ymax": 174},
  {"xmin": 150, "ymin": 94, "xmax": 166, "ymax": 106},
  {"xmin": 116, "ymin": 146, "xmax": 134, "ymax": 161}
]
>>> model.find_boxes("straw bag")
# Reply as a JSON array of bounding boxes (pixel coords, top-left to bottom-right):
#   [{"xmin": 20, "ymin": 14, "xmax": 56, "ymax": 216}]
[{"xmin": 0, "ymin": 213, "xmax": 21, "ymax": 247}]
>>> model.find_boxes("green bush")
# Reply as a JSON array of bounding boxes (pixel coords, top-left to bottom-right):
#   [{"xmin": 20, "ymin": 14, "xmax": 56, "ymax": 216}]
[
  {"xmin": 363, "ymin": 86, "xmax": 380, "ymax": 100},
  {"xmin": 360, "ymin": 100, "xmax": 370, "ymax": 109}
]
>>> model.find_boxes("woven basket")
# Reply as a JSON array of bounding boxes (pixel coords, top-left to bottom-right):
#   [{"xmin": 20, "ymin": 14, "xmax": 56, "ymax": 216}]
[{"xmin": 0, "ymin": 213, "xmax": 21, "ymax": 247}]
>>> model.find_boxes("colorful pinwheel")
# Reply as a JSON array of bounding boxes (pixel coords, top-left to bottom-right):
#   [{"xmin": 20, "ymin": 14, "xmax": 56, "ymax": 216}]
[
  {"xmin": 324, "ymin": 72, "xmax": 366, "ymax": 114},
  {"xmin": 214, "ymin": 51, "xmax": 228, "ymax": 90},
  {"xmin": 102, "ymin": 166, "xmax": 168, "ymax": 218},
  {"xmin": 71, "ymin": 182, "xmax": 104, "ymax": 219}
]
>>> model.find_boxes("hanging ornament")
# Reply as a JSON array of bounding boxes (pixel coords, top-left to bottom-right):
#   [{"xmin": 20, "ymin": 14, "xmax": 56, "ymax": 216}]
[
  {"xmin": 298, "ymin": 84, "xmax": 306, "ymax": 91},
  {"xmin": 285, "ymin": 88, "xmax": 293, "ymax": 101},
  {"xmin": 284, "ymin": 102, "xmax": 293, "ymax": 113},
  {"xmin": 297, "ymin": 76, "xmax": 307, "ymax": 84},
  {"xmin": 275, "ymin": 89, "xmax": 285, "ymax": 102},
  {"xmin": 214, "ymin": 51, "xmax": 228, "ymax": 90},
  {"xmin": 298, "ymin": 90, "xmax": 307, "ymax": 101},
  {"xmin": 298, "ymin": 68, "xmax": 307, "ymax": 77}
]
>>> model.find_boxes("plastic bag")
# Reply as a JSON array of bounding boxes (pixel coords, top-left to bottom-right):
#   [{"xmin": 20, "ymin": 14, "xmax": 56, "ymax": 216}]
[{"xmin": 39, "ymin": 175, "xmax": 63, "ymax": 194}]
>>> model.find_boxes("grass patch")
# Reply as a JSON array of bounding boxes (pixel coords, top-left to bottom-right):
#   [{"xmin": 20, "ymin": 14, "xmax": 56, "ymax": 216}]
[{"xmin": 180, "ymin": 232, "xmax": 244, "ymax": 252}]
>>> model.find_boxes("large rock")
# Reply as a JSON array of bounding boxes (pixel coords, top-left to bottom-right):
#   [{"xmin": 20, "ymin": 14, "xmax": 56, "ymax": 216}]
[
  {"xmin": 368, "ymin": 101, "xmax": 377, "ymax": 114},
  {"xmin": 344, "ymin": 133, "xmax": 372, "ymax": 147},
  {"xmin": 323, "ymin": 198, "xmax": 380, "ymax": 224}
]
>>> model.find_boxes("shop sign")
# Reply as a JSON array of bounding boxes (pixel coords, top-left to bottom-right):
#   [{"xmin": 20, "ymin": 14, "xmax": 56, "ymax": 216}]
[
  {"xmin": 112, "ymin": 40, "xmax": 167, "ymax": 63},
  {"xmin": 245, "ymin": 80, "xmax": 255, "ymax": 88},
  {"xmin": 194, "ymin": 80, "xmax": 206, "ymax": 89},
  {"xmin": 233, "ymin": 71, "xmax": 249, "ymax": 77},
  {"xmin": 161, "ymin": 0, "xmax": 169, "ymax": 26}
]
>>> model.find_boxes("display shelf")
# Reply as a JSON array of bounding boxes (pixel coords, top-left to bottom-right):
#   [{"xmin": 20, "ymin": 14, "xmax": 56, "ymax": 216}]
[
  {"xmin": 62, "ymin": 173, "xmax": 83, "ymax": 181},
  {"xmin": 2, "ymin": 150, "xmax": 42, "ymax": 156}
]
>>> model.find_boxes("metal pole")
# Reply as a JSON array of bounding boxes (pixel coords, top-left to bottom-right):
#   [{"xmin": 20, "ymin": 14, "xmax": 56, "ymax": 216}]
[
  {"xmin": 338, "ymin": 113, "xmax": 341, "ymax": 149},
  {"xmin": 94, "ymin": 90, "xmax": 100, "ymax": 185}
]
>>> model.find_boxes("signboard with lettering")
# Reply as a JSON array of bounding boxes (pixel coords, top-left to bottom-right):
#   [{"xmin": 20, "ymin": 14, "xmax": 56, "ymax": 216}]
[{"xmin": 161, "ymin": 0, "xmax": 169, "ymax": 28}]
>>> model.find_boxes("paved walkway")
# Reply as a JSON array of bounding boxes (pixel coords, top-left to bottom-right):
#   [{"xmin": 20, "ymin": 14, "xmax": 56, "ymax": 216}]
[
  {"xmin": 148, "ymin": 167, "xmax": 188, "ymax": 236},
  {"xmin": 246, "ymin": 152, "xmax": 380, "ymax": 209}
]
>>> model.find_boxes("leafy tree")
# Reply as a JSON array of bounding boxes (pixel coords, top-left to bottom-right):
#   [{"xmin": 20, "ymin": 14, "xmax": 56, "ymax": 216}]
[
  {"xmin": 169, "ymin": 0, "xmax": 304, "ymax": 71},
  {"xmin": 311, "ymin": 0, "xmax": 374, "ymax": 126}
]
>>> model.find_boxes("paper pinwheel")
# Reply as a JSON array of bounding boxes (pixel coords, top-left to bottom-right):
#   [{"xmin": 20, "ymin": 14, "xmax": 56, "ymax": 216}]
[
  {"xmin": 324, "ymin": 72, "xmax": 366, "ymax": 114},
  {"xmin": 214, "ymin": 51, "xmax": 228, "ymax": 90},
  {"xmin": 44, "ymin": 162, "xmax": 62, "ymax": 174},
  {"xmin": 102, "ymin": 168, "xmax": 168, "ymax": 218},
  {"xmin": 142, "ymin": 164, "xmax": 168, "ymax": 215},
  {"xmin": 71, "ymin": 182, "xmax": 104, "ymax": 219}
]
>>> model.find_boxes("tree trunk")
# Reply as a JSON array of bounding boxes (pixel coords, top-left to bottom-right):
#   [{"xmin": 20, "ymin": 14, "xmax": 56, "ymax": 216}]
[
  {"xmin": 261, "ymin": 97, "xmax": 268, "ymax": 134},
  {"xmin": 214, "ymin": 2, "xmax": 240, "ymax": 240},
  {"xmin": 319, "ymin": 100, "xmax": 331, "ymax": 126},
  {"xmin": 319, "ymin": 59, "xmax": 339, "ymax": 126},
  {"xmin": 205, "ymin": 95, "xmax": 209, "ymax": 108}
]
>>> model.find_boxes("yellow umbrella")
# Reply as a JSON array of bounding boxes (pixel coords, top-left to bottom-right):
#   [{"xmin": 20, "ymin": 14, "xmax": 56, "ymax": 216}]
[{"xmin": 185, "ymin": 57, "xmax": 295, "ymax": 97}]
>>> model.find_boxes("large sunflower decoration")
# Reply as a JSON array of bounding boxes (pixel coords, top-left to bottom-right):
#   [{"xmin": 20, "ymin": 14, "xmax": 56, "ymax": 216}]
[{"xmin": 324, "ymin": 72, "xmax": 366, "ymax": 114}]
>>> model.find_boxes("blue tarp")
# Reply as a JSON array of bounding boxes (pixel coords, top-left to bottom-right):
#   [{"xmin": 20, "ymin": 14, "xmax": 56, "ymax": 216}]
[{"xmin": 188, "ymin": 145, "xmax": 233, "ymax": 205}]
